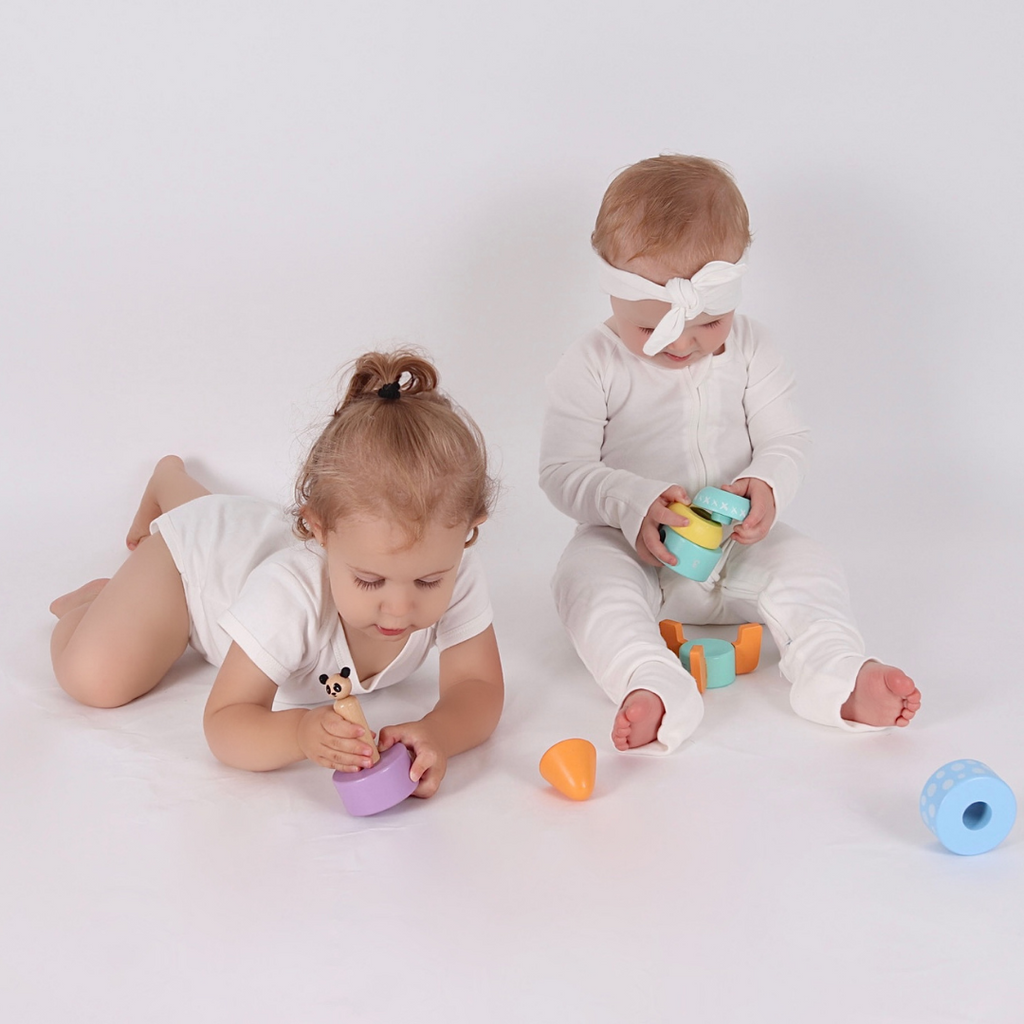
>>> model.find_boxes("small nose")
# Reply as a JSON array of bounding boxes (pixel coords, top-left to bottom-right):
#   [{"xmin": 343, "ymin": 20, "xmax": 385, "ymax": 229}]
[{"xmin": 381, "ymin": 587, "xmax": 412, "ymax": 618}]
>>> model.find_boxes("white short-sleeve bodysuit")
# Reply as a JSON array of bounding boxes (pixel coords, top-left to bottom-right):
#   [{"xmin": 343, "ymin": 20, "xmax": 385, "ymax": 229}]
[
  {"xmin": 540, "ymin": 317, "xmax": 880, "ymax": 753},
  {"xmin": 151, "ymin": 495, "xmax": 492, "ymax": 709}
]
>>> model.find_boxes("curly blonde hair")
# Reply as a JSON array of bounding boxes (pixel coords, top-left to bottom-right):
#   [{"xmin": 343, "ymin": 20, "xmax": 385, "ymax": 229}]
[
  {"xmin": 592, "ymin": 154, "xmax": 752, "ymax": 276},
  {"xmin": 293, "ymin": 350, "xmax": 496, "ymax": 545}
]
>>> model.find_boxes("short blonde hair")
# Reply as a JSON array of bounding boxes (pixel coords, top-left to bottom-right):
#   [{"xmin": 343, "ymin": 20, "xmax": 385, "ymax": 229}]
[
  {"xmin": 293, "ymin": 350, "xmax": 496, "ymax": 545},
  {"xmin": 592, "ymin": 154, "xmax": 752, "ymax": 275}
]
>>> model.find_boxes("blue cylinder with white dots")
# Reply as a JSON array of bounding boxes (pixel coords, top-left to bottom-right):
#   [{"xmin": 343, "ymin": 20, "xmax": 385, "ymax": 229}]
[{"xmin": 920, "ymin": 759, "xmax": 1016, "ymax": 855}]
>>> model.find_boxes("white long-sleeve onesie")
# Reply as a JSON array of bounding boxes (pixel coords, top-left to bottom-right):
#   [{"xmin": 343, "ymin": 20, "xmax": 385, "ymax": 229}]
[{"xmin": 540, "ymin": 317, "xmax": 877, "ymax": 752}]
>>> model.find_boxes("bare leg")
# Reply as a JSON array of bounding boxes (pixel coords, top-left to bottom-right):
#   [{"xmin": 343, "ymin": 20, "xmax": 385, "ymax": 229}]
[
  {"xmin": 612, "ymin": 689, "xmax": 667, "ymax": 751},
  {"xmin": 49, "ymin": 578, "xmax": 110, "ymax": 619},
  {"xmin": 50, "ymin": 455, "xmax": 207, "ymax": 617},
  {"xmin": 50, "ymin": 455, "xmax": 207, "ymax": 708},
  {"xmin": 841, "ymin": 662, "xmax": 921, "ymax": 727},
  {"xmin": 51, "ymin": 533, "xmax": 190, "ymax": 707},
  {"xmin": 126, "ymin": 455, "xmax": 209, "ymax": 549}
]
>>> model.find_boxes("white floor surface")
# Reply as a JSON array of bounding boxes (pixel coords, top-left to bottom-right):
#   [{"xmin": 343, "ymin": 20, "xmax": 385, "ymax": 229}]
[{"xmin": 4, "ymin": 516, "xmax": 1023, "ymax": 1023}]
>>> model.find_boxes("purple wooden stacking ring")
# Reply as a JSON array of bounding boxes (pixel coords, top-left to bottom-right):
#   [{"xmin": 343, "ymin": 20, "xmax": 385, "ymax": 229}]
[{"xmin": 332, "ymin": 742, "xmax": 418, "ymax": 816}]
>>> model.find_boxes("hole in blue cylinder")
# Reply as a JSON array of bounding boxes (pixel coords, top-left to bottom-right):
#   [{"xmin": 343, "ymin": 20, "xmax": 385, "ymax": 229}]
[{"xmin": 963, "ymin": 802, "xmax": 991, "ymax": 831}]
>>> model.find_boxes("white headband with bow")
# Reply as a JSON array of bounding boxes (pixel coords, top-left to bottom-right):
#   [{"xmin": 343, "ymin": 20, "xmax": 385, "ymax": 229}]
[{"xmin": 598, "ymin": 257, "xmax": 747, "ymax": 355}]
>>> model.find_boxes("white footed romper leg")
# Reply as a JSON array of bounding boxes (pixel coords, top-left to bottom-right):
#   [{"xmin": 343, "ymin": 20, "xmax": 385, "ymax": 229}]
[
  {"xmin": 716, "ymin": 523, "xmax": 881, "ymax": 732},
  {"xmin": 551, "ymin": 525, "xmax": 704, "ymax": 753}
]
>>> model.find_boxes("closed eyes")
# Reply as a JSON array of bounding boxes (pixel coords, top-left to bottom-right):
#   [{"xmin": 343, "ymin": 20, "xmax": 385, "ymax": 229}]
[
  {"xmin": 638, "ymin": 319, "xmax": 722, "ymax": 334},
  {"xmin": 353, "ymin": 576, "xmax": 443, "ymax": 591}
]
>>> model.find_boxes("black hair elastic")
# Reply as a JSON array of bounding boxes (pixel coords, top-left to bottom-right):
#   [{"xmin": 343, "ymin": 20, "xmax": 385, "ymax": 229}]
[{"xmin": 377, "ymin": 380, "xmax": 402, "ymax": 400}]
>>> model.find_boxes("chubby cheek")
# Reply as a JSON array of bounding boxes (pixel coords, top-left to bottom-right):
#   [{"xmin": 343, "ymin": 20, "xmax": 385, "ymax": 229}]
[
  {"xmin": 412, "ymin": 578, "xmax": 462, "ymax": 630},
  {"xmin": 420, "ymin": 586, "xmax": 455, "ymax": 626},
  {"xmin": 704, "ymin": 314, "xmax": 735, "ymax": 353},
  {"xmin": 614, "ymin": 324, "xmax": 649, "ymax": 359},
  {"xmin": 327, "ymin": 578, "xmax": 370, "ymax": 623}
]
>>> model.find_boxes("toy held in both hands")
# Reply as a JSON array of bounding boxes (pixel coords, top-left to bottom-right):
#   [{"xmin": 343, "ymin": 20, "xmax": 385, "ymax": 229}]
[
  {"xmin": 658, "ymin": 486, "xmax": 751, "ymax": 581},
  {"xmin": 321, "ymin": 670, "xmax": 418, "ymax": 816}
]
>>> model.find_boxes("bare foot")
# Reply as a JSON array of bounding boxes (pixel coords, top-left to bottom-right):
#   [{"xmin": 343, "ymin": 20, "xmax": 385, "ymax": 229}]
[
  {"xmin": 126, "ymin": 455, "xmax": 186, "ymax": 549},
  {"xmin": 49, "ymin": 578, "xmax": 109, "ymax": 618},
  {"xmin": 841, "ymin": 661, "xmax": 921, "ymax": 727},
  {"xmin": 612, "ymin": 689, "xmax": 666, "ymax": 750}
]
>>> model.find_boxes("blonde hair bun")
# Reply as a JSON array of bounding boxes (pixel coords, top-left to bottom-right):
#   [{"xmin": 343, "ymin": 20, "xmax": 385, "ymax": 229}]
[
  {"xmin": 339, "ymin": 351, "xmax": 441, "ymax": 410},
  {"xmin": 294, "ymin": 348, "xmax": 496, "ymax": 544}
]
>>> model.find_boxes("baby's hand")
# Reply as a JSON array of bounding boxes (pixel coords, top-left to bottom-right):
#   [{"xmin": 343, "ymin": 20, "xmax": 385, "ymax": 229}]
[
  {"xmin": 379, "ymin": 720, "xmax": 447, "ymax": 798},
  {"xmin": 722, "ymin": 478, "xmax": 776, "ymax": 545},
  {"xmin": 297, "ymin": 705, "xmax": 377, "ymax": 772},
  {"xmin": 636, "ymin": 485, "xmax": 691, "ymax": 567}
]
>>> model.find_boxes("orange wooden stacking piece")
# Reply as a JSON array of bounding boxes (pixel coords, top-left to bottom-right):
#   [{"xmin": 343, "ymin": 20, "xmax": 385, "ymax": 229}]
[
  {"xmin": 732, "ymin": 623, "xmax": 762, "ymax": 675},
  {"xmin": 539, "ymin": 738, "xmax": 597, "ymax": 801},
  {"xmin": 659, "ymin": 619, "xmax": 685, "ymax": 656}
]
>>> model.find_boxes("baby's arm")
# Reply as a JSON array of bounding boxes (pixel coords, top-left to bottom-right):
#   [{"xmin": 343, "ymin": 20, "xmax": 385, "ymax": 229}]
[
  {"xmin": 539, "ymin": 341, "xmax": 676, "ymax": 547},
  {"xmin": 736, "ymin": 326, "xmax": 812, "ymax": 517},
  {"xmin": 378, "ymin": 625, "xmax": 504, "ymax": 798},
  {"xmin": 203, "ymin": 642, "xmax": 377, "ymax": 772}
]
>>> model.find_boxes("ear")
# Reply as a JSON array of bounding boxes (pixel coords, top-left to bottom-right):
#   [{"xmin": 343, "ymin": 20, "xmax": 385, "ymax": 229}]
[
  {"xmin": 465, "ymin": 516, "xmax": 487, "ymax": 548},
  {"xmin": 303, "ymin": 509, "xmax": 326, "ymax": 545}
]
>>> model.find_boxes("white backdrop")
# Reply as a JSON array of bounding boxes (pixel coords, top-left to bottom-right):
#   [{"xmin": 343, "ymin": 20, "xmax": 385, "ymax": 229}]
[{"xmin": 3, "ymin": 3, "xmax": 1024, "ymax": 1022}]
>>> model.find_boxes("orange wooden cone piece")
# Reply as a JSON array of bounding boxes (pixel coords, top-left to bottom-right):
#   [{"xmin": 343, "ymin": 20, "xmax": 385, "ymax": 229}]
[{"xmin": 539, "ymin": 739, "xmax": 597, "ymax": 801}]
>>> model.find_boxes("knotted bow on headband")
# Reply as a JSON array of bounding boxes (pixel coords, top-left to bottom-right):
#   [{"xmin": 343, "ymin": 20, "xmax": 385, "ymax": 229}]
[{"xmin": 598, "ymin": 257, "xmax": 747, "ymax": 355}]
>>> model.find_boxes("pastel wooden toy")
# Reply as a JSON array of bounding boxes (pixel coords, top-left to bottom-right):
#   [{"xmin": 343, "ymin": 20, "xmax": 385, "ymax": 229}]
[
  {"xmin": 658, "ymin": 486, "xmax": 749, "ymax": 581},
  {"xmin": 324, "ymin": 670, "xmax": 380, "ymax": 765},
  {"xmin": 688, "ymin": 644, "xmax": 708, "ymax": 695},
  {"xmin": 659, "ymin": 619, "xmax": 686, "ymax": 656},
  {"xmin": 681, "ymin": 637, "xmax": 736, "ymax": 689},
  {"xmin": 920, "ymin": 760, "xmax": 1017, "ymax": 855},
  {"xmin": 658, "ymin": 526, "xmax": 724, "ymax": 581},
  {"xmin": 333, "ymin": 744, "xmax": 419, "ymax": 816},
  {"xmin": 731, "ymin": 623, "xmax": 762, "ymax": 674},
  {"xmin": 659, "ymin": 619, "xmax": 762, "ymax": 694},
  {"xmin": 320, "ymin": 671, "xmax": 418, "ymax": 816},
  {"xmin": 691, "ymin": 486, "xmax": 751, "ymax": 526},
  {"xmin": 540, "ymin": 738, "xmax": 597, "ymax": 801},
  {"xmin": 666, "ymin": 501, "xmax": 723, "ymax": 549}
]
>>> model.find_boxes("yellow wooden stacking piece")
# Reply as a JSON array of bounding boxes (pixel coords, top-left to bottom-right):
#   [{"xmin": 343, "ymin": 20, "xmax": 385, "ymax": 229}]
[{"xmin": 666, "ymin": 501, "xmax": 723, "ymax": 550}]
